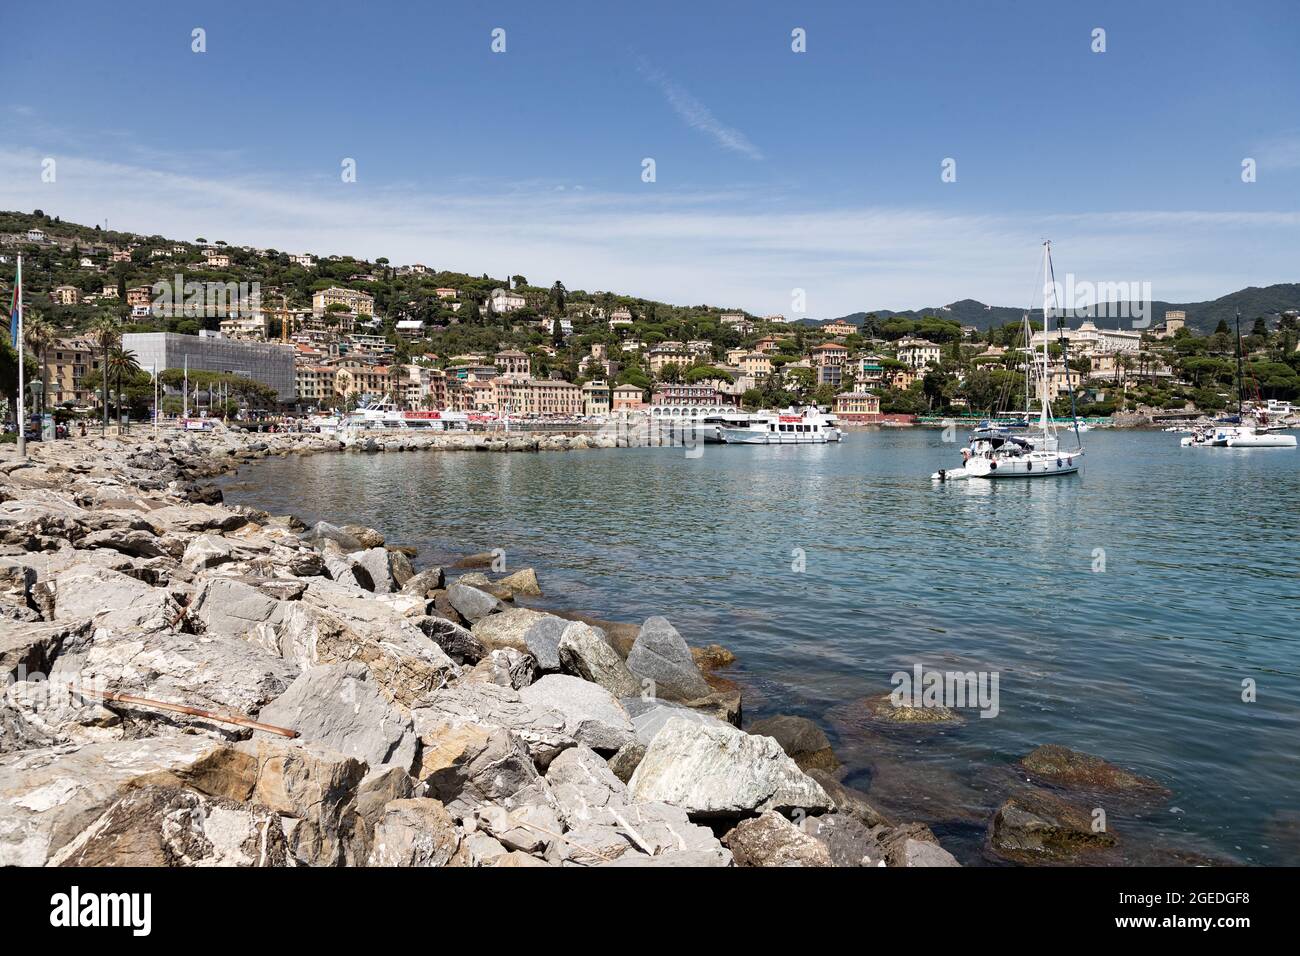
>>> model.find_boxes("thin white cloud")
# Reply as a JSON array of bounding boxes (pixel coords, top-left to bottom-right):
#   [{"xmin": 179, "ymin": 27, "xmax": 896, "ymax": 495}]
[
  {"xmin": 637, "ymin": 60, "xmax": 763, "ymax": 161},
  {"xmin": 1253, "ymin": 132, "xmax": 1300, "ymax": 171},
  {"xmin": 0, "ymin": 147, "xmax": 1294, "ymax": 318}
]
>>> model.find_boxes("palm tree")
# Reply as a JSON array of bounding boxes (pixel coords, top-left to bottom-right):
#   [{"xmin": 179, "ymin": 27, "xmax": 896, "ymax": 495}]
[
  {"xmin": 106, "ymin": 345, "xmax": 141, "ymax": 433},
  {"xmin": 21, "ymin": 313, "xmax": 56, "ymax": 417},
  {"xmin": 88, "ymin": 315, "xmax": 121, "ymax": 433}
]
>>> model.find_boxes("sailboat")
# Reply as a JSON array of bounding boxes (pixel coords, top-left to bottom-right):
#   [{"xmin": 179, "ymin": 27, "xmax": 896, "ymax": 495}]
[
  {"xmin": 946, "ymin": 241, "xmax": 1085, "ymax": 479},
  {"xmin": 1180, "ymin": 312, "xmax": 1296, "ymax": 449}
]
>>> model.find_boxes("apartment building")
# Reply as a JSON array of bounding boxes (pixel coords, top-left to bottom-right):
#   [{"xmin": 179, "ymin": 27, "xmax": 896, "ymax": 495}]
[{"xmin": 312, "ymin": 286, "xmax": 375, "ymax": 316}]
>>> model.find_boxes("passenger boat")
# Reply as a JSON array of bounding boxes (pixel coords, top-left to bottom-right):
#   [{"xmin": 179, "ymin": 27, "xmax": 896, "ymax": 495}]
[
  {"xmin": 341, "ymin": 397, "xmax": 469, "ymax": 432},
  {"xmin": 717, "ymin": 406, "xmax": 842, "ymax": 444}
]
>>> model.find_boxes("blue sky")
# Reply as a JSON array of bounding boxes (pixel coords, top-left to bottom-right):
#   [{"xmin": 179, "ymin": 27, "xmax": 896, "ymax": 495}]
[{"xmin": 2, "ymin": 0, "xmax": 1297, "ymax": 317}]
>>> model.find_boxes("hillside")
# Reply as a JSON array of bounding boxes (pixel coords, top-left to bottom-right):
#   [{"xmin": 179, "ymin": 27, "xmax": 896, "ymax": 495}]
[{"xmin": 823, "ymin": 285, "xmax": 1300, "ymax": 336}]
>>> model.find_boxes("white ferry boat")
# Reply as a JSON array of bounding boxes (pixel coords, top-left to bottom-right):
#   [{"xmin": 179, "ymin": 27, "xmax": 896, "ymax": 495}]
[
  {"xmin": 342, "ymin": 397, "xmax": 469, "ymax": 432},
  {"xmin": 718, "ymin": 406, "xmax": 842, "ymax": 444}
]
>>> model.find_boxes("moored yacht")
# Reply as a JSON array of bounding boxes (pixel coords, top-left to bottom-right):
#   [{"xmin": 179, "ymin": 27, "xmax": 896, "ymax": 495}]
[{"xmin": 341, "ymin": 397, "xmax": 469, "ymax": 432}]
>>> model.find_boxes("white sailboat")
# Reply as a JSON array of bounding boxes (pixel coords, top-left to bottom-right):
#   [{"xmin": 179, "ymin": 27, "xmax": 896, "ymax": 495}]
[
  {"xmin": 1180, "ymin": 312, "xmax": 1296, "ymax": 449},
  {"xmin": 944, "ymin": 241, "xmax": 1085, "ymax": 480}
]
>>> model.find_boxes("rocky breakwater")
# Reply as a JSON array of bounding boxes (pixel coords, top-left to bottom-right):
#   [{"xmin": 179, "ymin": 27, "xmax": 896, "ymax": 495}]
[{"xmin": 0, "ymin": 430, "xmax": 958, "ymax": 867}]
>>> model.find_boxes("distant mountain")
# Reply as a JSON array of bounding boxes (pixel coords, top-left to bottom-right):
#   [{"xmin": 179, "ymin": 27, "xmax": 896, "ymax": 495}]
[{"xmin": 818, "ymin": 284, "xmax": 1300, "ymax": 335}]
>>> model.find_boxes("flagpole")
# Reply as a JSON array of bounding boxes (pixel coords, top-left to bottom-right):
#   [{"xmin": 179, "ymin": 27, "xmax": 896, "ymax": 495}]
[{"xmin": 15, "ymin": 255, "xmax": 24, "ymax": 459}]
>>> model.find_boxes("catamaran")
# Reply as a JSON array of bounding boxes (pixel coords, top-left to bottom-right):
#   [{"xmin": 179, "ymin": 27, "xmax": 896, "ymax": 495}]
[
  {"xmin": 932, "ymin": 241, "xmax": 1085, "ymax": 480},
  {"xmin": 1180, "ymin": 312, "xmax": 1296, "ymax": 449}
]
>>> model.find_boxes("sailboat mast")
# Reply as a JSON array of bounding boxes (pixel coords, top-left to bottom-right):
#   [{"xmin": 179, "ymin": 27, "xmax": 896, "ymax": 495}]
[
  {"xmin": 1234, "ymin": 310, "xmax": 1244, "ymax": 417},
  {"xmin": 1039, "ymin": 242, "xmax": 1052, "ymax": 432}
]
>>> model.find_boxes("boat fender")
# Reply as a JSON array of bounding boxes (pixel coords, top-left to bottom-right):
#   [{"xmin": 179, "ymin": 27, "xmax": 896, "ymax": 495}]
[
  {"xmin": 938, "ymin": 468, "xmax": 946, "ymax": 481},
  {"xmin": 1056, "ymin": 458, "xmax": 1062, "ymax": 467},
  {"xmin": 989, "ymin": 460, "xmax": 997, "ymax": 470},
  {"xmin": 1067, "ymin": 457, "xmax": 1072, "ymax": 466},
  {"xmin": 1026, "ymin": 461, "xmax": 1032, "ymax": 470}
]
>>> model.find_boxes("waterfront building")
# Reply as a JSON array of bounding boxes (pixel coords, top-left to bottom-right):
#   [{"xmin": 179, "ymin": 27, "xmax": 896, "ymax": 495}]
[
  {"xmin": 834, "ymin": 391, "xmax": 882, "ymax": 420},
  {"xmin": 525, "ymin": 378, "xmax": 582, "ymax": 417},
  {"xmin": 887, "ymin": 367, "xmax": 921, "ymax": 389},
  {"xmin": 851, "ymin": 354, "xmax": 885, "ymax": 385},
  {"xmin": 582, "ymin": 380, "xmax": 611, "ymax": 416},
  {"xmin": 334, "ymin": 363, "xmax": 393, "ymax": 403},
  {"xmin": 896, "ymin": 337, "xmax": 942, "ymax": 368},
  {"xmin": 650, "ymin": 383, "xmax": 722, "ymax": 407},
  {"xmin": 44, "ymin": 336, "xmax": 102, "ymax": 408},
  {"xmin": 123, "ymin": 331, "xmax": 297, "ymax": 403},
  {"xmin": 612, "ymin": 383, "xmax": 646, "ymax": 411},
  {"xmin": 312, "ymin": 286, "xmax": 375, "ymax": 316},
  {"xmin": 295, "ymin": 365, "xmax": 337, "ymax": 407}
]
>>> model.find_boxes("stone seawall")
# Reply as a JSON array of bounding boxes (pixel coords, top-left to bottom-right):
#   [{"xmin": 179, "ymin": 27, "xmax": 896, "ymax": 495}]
[{"xmin": 0, "ymin": 429, "xmax": 968, "ymax": 868}]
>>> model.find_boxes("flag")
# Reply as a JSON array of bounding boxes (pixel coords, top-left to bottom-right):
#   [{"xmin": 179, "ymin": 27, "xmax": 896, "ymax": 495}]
[{"xmin": 8, "ymin": 258, "xmax": 18, "ymax": 348}]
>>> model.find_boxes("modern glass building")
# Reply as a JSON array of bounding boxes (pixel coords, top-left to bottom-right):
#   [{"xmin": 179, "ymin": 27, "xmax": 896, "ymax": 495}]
[{"xmin": 122, "ymin": 332, "xmax": 296, "ymax": 403}]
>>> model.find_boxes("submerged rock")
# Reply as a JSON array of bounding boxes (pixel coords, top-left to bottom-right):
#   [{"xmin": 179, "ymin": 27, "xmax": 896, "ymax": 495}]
[
  {"xmin": 747, "ymin": 714, "xmax": 840, "ymax": 773},
  {"xmin": 1019, "ymin": 744, "xmax": 1170, "ymax": 799},
  {"xmin": 988, "ymin": 789, "xmax": 1117, "ymax": 865}
]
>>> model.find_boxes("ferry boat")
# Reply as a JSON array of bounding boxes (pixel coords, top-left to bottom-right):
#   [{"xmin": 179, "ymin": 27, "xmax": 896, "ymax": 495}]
[
  {"xmin": 717, "ymin": 406, "xmax": 842, "ymax": 444},
  {"xmin": 341, "ymin": 397, "xmax": 469, "ymax": 432}
]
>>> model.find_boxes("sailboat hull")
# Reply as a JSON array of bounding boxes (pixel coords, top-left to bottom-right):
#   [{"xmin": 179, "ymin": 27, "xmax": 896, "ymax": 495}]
[{"xmin": 965, "ymin": 451, "xmax": 1082, "ymax": 479}]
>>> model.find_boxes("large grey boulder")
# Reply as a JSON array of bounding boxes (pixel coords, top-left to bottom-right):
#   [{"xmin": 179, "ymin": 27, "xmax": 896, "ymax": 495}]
[
  {"xmin": 0, "ymin": 736, "xmax": 229, "ymax": 866},
  {"xmin": 466, "ymin": 647, "xmax": 538, "ymax": 689},
  {"xmin": 627, "ymin": 717, "xmax": 833, "ymax": 819},
  {"xmin": 522, "ymin": 615, "xmax": 572, "ymax": 672},
  {"xmin": 302, "ymin": 520, "xmax": 364, "ymax": 553},
  {"xmin": 53, "ymin": 785, "xmax": 291, "ymax": 867},
  {"xmin": 350, "ymin": 548, "xmax": 400, "ymax": 594},
  {"xmin": 416, "ymin": 721, "xmax": 551, "ymax": 820},
  {"xmin": 472, "ymin": 607, "xmax": 553, "ymax": 653},
  {"xmin": 257, "ymin": 662, "xmax": 418, "ymax": 773},
  {"xmin": 625, "ymin": 616, "xmax": 710, "ymax": 702},
  {"xmin": 414, "ymin": 615, "xmax": 485, "ymax": 664},
  {"xmin": 52, "ymin": 565, "xmax": 180, "ymax": 633},
  {"xmin": 180, "ymin": 534, "xmax": 236, "ymax": 572},
  {"xmin": 263, "ymin": 599, "xmax": 459, "ymax": 707},
  {"xmin": 190, "ymin": 576, "xmax": 285, "ymax": 640},
  {"xmin": 50, "ymin": 631, "xmax": 298, "ymax": 733},
  {"xmin": 401, "ymin": 567, "xmax": 445, "ymax": 597},
  {"xmin": 446, "ymin": 582, "xmax": 503, "ymax": 623},
  {"xmin": 544, "ymin": 745, "xmax": 628, "ymax": 827},
  {"xmin": 558, "ymin": 622, "xmax": 640, "ymax": 698},
  {"xmin": 366, "ymin": 798, "xmax": 460, "ymax": 867},
  {"xmin": 410, "ymin": 681, "xmax": 572, "ymax": 768},
  {"xmin": 623, "ymin": 697, "xmax": 732, "ymax": 746},
  {"xmin": 519, "ymin": 675, "xmax": 635, "ymax": 754},
  {"xmin": 77, "ymin": 527, "xmax": 172, "ymax": 559}
]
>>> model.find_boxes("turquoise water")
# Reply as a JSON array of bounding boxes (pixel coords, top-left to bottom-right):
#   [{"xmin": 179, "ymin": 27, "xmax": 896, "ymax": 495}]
[{"xmin": 222, "ymin": 430, "xmax": 1300, "ymax": 865}]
